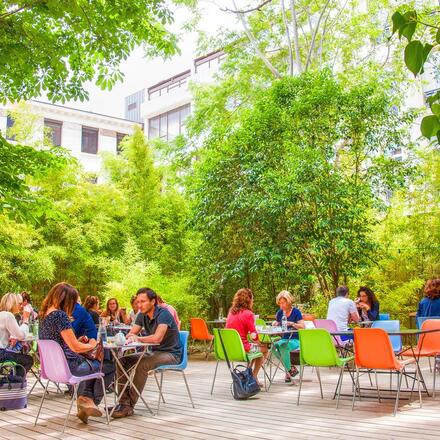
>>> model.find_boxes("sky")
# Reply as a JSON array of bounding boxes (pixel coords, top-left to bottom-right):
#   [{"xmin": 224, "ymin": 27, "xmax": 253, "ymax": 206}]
[{"xmin": 40, "ymin": 1, "xmax": 238, "ymax": 119}]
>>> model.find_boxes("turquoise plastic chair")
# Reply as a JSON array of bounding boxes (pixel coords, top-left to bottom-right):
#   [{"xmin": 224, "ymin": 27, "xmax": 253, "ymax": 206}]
[
  {"xmin": 154, "ymin": 331, "xmax": 195, "ymax": 413},
  {"xmin": 371, "ymin": 320, "xmax": 402, "ymax": 353},
  {"xmin": 297, "ymin": 329, "xmax": 353, "ymax": 408},
  {"xmin": 378, "ymin": 313, "xmax": 390, "ymax": 320},
  {"xmin": 211, "ymin": 328, "xmax": 263, "ymax": 394}
]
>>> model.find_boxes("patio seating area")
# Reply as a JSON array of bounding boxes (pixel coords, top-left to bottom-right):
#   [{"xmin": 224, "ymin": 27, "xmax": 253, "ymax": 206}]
[{"xmin": 2, "ymin": 354, "xmax": 440, "ymax": 440}]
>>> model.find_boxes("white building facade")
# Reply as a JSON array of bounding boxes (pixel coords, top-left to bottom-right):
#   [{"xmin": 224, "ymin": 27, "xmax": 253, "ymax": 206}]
[
  {"xmin": 125, "ymin": 50, "xmax": 225, "ymax": 141},
  {"xmin": 0, "ymin": 101, "xmax": 140, "ymax": 179}
]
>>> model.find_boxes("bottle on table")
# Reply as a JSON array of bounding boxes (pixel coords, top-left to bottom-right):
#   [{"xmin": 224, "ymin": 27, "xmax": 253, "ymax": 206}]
[
  {"xmin": 98, "ymin": 318, "xmax": 108, "ymax": 343},
  {"xmin": 281, "ymin": 312, "xmax": 288, "ymax": 332}
]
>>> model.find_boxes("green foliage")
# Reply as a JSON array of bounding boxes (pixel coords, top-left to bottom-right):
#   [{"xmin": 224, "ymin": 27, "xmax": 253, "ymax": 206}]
[
  {"xmin": 187, "ymin": 71, "xmax": 414, "ymax": 310},
  {"xmin": 0, "ymin": 0, "xmax": 185, "ymax": 102},
  {"xmin": 392, "ymin": 5, "xmax": 440, "ymax": 141}
]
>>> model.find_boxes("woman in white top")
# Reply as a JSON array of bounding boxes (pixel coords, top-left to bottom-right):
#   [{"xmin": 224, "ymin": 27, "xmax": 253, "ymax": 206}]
[{"xmin": 0, "ymin": 293, "xmax": 33, "ymax": 376}]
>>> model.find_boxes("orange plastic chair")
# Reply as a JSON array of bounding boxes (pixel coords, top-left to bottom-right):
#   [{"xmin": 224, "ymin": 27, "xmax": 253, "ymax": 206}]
[
  {"xmin": 401, "ymin": 319, "xmax": 440, "ymax": 397},
  {"xmin": 353, "ymin": 328, "xmax": 419, "ymax": 416},
  {"xmin": 190, "ymin": 318, "xmax": 214, "ymax": 358}
]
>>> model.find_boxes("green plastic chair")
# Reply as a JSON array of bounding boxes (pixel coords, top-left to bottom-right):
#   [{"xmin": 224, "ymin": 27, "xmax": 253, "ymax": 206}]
[
  {"xmin": 255, "ymin": 318, "xmax": 280, "ymax": 344},
  {"xmin": 210, "ymin": 328, "xmax": 263, "ymax": 394},
  {"xmin": 297, "ymin": 329, "xmax": 354, "ymax": 408}
]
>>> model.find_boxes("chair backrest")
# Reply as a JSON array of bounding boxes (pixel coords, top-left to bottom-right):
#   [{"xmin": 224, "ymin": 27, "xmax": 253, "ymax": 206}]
[
  {"xmin": 176, "ymin": 331, "xmax": 189, "ymax": 369},
  {"xmin": 314, "ymin": 319, "xmax": 338, "ymax": 332},
  {"xmin": 417, "ymin": 316, "xmax": 440, "ymax": 329},
  {"xmin": 354, "ymin": 328, "xmax": 398, "ymax": 370},
  {"xmin": 371, "ymin": 320, "xmax": 402, "ymax": 352},
  {"xmin": 213, "ymin": 328, "xmax": 247, "ymax": 362},
  {"xmin": 298, "ymin": 329, "xmax": 341, "ymax": 367},
  {"xmin": 37, "ymin": 339, "xmax": 73, "ymax": 383},
  {"xmin": 255, "ymin": 318, "xmax": 271, "ymax": 343},
  {"xmin": 416, "ymin": 319, "xmax": 440, "ymax": 353},
  {"xmin": 378, "ymin": 313, "xmax": 390, "ymax": 320},
  {"xmin": 190, "ymin": 318, "xmax": 211, "ymax": 340}
]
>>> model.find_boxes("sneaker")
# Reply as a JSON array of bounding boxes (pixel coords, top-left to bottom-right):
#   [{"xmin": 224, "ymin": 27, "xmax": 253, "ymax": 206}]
[{"xmin": 111, "ymin": 404, "xmax": 134, "ymax": 419}]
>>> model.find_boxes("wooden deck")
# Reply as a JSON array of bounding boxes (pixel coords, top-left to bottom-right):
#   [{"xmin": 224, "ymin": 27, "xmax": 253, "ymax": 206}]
[{"xmin": 2, "ymin": 355, "xmax": 440, "ymax": 440}]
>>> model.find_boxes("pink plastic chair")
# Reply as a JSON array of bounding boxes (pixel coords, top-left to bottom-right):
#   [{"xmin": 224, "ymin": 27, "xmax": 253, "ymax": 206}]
[
  {"xmin": 314, "ymin": 319, "xmax": 347, "ymax": 349},
  {"xmin": 35, "ymin": 340, "xmax": 109, "ymax": 433}
]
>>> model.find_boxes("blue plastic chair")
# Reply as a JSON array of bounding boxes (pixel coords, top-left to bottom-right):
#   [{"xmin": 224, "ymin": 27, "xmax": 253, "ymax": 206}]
[
  {"xmin": 154, "ymin": 331, "xmax": 195, "ymax": 413},
  {"xmin": 378, "ymin": 313, "xmax": 390, "ymax": 320},
  {"xmin": 416, "ymin": 316, "xmax": 440, "ymax": 329},
  {"xmin": 371, "ymin": 320, "xmax": 402, "ymax": 353}
]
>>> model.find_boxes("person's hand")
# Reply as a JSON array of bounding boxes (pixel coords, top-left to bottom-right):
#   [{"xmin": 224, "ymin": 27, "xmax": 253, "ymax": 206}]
[
  {"xmin": 8, "ymin": 338, "xmax": 17, "ymax": 347},
  {"xmin": 271, "ymin": 321, "xmax": 278, "ymax": 326},
  {"xmin": 78, "ymin": 336, "xmax": 89, "ymax": 343},
  {"xmin": 88, "ymin": 338, "xmax": 97, "ymax": 348},
  {"xmin": 286, "ymin": 321, "xmax": 295, "ymax": 328},
  {"xmin": 127, "ymin": 334, "xmax": 139, "ymax": 343}
]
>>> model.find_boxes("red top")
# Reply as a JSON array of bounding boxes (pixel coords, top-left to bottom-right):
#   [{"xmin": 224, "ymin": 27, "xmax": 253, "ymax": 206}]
[{"xmin": 226, "ymin": 309, "xmax": 258, "ymax": 352}]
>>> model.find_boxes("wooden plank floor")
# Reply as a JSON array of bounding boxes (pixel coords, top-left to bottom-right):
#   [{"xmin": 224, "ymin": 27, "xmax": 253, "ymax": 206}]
[{"xmin": 2, "ymin": 355, "xmax": 440, "ymax": 440}]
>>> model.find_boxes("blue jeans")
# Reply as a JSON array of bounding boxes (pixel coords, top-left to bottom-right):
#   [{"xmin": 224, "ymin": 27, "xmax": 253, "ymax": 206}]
[{"xmin": 67, "ymin": 357, "xmax": 115, "ymax": 405}]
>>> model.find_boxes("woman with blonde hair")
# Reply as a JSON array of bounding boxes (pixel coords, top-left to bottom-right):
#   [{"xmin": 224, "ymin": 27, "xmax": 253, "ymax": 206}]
[
  {"xmin": 272, "ymin": 290, "xmax": 305, "ymax": 382},
  {"xmin": 0, "ymin": 293, "xmax": 33, "ymax": 376},
  {"xmin": 226, "ymin": 288, "xmax": 266, "ymax": 380}
]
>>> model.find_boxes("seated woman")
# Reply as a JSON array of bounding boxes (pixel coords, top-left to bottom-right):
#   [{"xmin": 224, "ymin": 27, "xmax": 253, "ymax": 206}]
[
  {"xmin": 83, "ymin": 296, "xmax": 100, "ymax": 326},
  {"xmin": 157, "ymin": 295, "xmax": 181, "ymax": 330},
  {"xmin": 127, "ymin": 295, "xmax": 139, "ymax": 325},
  {"xmin": 101, "ymin": 298, "xmax": 128, "ymax": 325},
  {"xmin": 0, "ymin": 293, "xmax": 33, "ymax": 376},
  {"xmin": 417, "ymin": 279, "xmax": 440, "ymax": 318},
  {"xmin": 20, "ymin": 291, "xmax": 38, "ymax": 324},
  {"xmin": 272, "ymin": 290, "xmax": 304, "ymax": 382},
  {"xmin": 356, "ymin": 286, "xmax": 380, "ymax": 321},
  {"xmin": 226, "ymin": 288, "xmax": 266, "ymax": 380},
  {"xmin": 39, "ymin": 282, "xmax": 115, "ymax": 424}
]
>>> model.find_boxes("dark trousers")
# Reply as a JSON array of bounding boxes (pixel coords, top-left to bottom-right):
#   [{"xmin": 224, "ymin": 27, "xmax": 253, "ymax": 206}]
[
  {"xmin": 0, "ymin": 349, "xmax": 33, "ymax": 377},
  {"xmin": 68, "ymin": 358, "xmax": 115, "ymax": 405},
  {"xmin": 117, "ymin": 351, "xmax": 178, "ymax": 407}
]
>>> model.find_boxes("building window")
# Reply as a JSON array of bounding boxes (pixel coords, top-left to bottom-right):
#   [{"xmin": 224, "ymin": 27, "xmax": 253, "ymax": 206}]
[
  {"xmin": 127, "ymin": 102, "xmax": 137, "ymax": 111},
  {"xmin": 147, "ymin": 70, "xmax": 191, "ymax": 100},
  {"xmin": 116, "ymin": 132, "xmax": 127, "ymax": 154},
  {"xmin": 6, "ymin": 115, "xmax": 15, "ymax": 140},
  {"xmin": 81, "ymin": 126, "xmax": 99, "ymax": 154},
  {"xmin": 44, "ymin": 119, "xmax": 62, "ymax": 146},
  {"xmin": 148, "ymin": 104, "xmax": 190, "ymax": 141}
]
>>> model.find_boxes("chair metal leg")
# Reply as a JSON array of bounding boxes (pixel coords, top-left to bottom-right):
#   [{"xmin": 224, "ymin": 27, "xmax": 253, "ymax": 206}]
[
  {"xmin": 374, "ymin": 370, "xmax": 381, "ymax": 403},
  {"xmin": 394, "ymin": 371, "xmax": 403, "ymax": 416},
  {"xmin": 63, "ymin": 385, "xmax": 77, "ymax": 434},
  {"xmin": 336, "ymin": 366, "xmax": 344, "ymax": 409},
  {"xmin": 157, "ymin": 371, "xmax": 164, "ymax": 414},
  {"xmin": 352, "ymin": 367, "xmax": 360, "ymax": 411},
  {"xmin": 367, "ymin": 370, "xmax": 373, "ymax": 387},
  {"xmin": 210, "ymin": 361, "xmax": 219, "ymax": 395},
  {"xmin": 182, "ymin": 371, "xmax": 195, "ymax": 408},
  {"xmin": 154, "ymin": 372, "xmax": 166, "ymax": 403},
  {"xmin": 433, "ymin": 358, "xmax": 437, "ymax": 399},
  {"xmin": 316, "ymin": 367, "xmax": 323, "ymax": 399},
  {"xmin": 34, "ymin": 380, "xmax": 50, "ymax": 426},
  {"xmin": 429, "ymin": 357, "xmax": 432, "ymax": 373},
  {"xmin": 296, "ymin": 365, "xmax": 304, "ymax": 406},
  {"xmin": 101, "ymin": 377, "xmax": 110, "ymax": 425}
]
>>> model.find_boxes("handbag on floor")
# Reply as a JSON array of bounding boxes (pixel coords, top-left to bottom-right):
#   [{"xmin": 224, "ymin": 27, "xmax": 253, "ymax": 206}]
[
  {"xmin": 0, "ymin": 363, "xmax": 27, "ymax": 411},
  {"xmin": 218, "ymin": 331, "xmax": 260, "ymax": 400}
]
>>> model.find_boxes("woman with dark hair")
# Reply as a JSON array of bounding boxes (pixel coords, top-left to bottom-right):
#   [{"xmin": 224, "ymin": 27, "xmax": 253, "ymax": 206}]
[
  {"xmin": 84, "ymin": 295, "xmax": 100, "ymax": 325},
  {"xmin": 20, "ymin": 291, "xmax": 38, "ymax": 324},
  {"xmin": 226, "ymin": 288, "xmax": 265, "ymax": 379},
  {"xmin": 101, "ymin": 298, "xmax": 128, "ymax": 324},
  {"xmin": 417, "ymin": 279, "xmax": 440, "ymax": 318},
  {"xmin": 39, "ymin": 282, "xmax": 115, "ymax": 424},
  {"xmin": 356, "ymin": 286, "xmax": 380, "ymax": 321}
]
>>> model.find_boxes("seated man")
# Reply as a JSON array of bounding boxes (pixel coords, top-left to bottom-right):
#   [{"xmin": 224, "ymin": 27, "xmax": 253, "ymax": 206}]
[
  {"xmin": 112, "ymin": 287, "xmax": 182, "ymax": 418},
  {"xmin": 327, "ymin": 285, "xmax": 360, "ymax": 341}
]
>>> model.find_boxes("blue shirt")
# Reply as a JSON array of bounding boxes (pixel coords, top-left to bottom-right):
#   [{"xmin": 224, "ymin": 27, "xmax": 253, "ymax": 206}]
[
  {"xmin": 417, "ymin": 297, "xmax": 440, "ymax": 318},
  {"xmin": 72, "ymin": 303, "xmax": 97, "ymax": 339},
  {"xmin": 275, "ymin": 307, "xmax": 303, "ymax": 340}
]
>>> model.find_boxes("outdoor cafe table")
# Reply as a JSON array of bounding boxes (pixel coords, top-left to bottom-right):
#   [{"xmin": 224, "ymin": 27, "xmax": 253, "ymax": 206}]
[{"xmin": 103, "ymin": 341, "xmax": 158, "ymax": 417}]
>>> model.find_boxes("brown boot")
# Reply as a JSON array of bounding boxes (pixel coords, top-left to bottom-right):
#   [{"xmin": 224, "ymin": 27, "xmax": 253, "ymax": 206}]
[
  {"xmin": 111, "ymin": 404, "xmax": 134, "ymax": 419},
  {"xmin": 77, "ymin": 396, "xmax": 102, "ymax": 423}
]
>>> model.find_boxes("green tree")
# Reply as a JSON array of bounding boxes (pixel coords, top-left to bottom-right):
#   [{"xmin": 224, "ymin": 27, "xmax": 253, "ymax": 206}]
[
  {"xmin": 188, "ymin": 72, "xmax": 413, "ymax": 309},
  {"xmin": 0, "ymin": 0, "xmax": 193, "ymax": 102}
]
